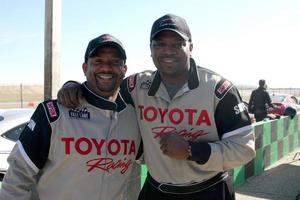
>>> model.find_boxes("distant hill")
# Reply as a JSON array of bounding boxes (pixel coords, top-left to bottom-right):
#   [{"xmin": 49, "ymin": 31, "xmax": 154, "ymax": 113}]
[
  {"xmin": 0, "ymin": 84, "xmax": 299, "ymax": 109},
  {"xmin": 0, "ymin": 85, "xmax": 43, "ymax": 102}
]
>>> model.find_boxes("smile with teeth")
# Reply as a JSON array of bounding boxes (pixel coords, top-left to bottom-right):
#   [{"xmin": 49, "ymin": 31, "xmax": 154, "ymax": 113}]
[
  {"xmin": 97, "ymin": 74, "xmax": 114, "ymax": 80},
  {"xmin": 161, "ymin": 58, "xmax": 176, "ymax": 63}
]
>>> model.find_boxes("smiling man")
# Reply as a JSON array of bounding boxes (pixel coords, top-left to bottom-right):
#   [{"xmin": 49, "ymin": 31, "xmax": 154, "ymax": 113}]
[{"xmin": 0, "ymin": 34, "xmax": 141, "ymax": 200}]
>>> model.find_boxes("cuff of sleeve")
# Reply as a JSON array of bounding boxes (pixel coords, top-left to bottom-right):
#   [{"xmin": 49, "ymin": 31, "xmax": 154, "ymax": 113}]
[{"xmin": 187, "ymin": 142, "xmax": 211, "ymax": 164}]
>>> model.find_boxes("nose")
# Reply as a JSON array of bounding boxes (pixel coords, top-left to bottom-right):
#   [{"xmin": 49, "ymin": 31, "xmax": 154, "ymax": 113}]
[
  {"xmin": 96, "ymin": 64, "xmax": 113, "ymax": 73},
  {"xmin": 163, "ymin": 46, "xmax": 177, "ymax": 55}
]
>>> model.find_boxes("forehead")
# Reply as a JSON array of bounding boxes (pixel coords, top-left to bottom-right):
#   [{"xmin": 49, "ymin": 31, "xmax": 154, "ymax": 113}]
[
  {"xmin": 91, "ymin": 45, "xmax": 123, "ymax": 58},
  {"xmin": 152, "ymin": 30, "xmax": 185, "ymax": 42}
]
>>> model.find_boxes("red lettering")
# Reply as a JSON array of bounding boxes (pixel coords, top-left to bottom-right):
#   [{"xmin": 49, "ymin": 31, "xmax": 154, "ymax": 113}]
[
  {"xmin": 91, "ymin": 139, "xmax": 105, "ymax": 155},
  {"xmin": 138, "ymin": 105, "xmax": 211, "ymax": 126},
  {"xmin": 75, "ymin": 137, "xmax": 92, "ymax": 155},
  {"xmin": 152, "ymin": 126, "xmax": 209, "ymax": 141},
  {"xmin": 61, "ymin": 137, "xmax": 74, "ymax": 154},
  {"xmin": 185, "ymin": 109, "xmax": 197, "ymax": 125},
  {"xmin": 196, "ymin": 110, "xmax": 211, "ymax": 126},
  {"xmin": 152, "ymin": 126, "xmax": 177, "ymax": 138},
  {"xmin": 144, "ymin": 106, "xmax": 157, "ymax": 121},
  {"xmin": 61, "ymin": 137, "xmax": 136, "ymax": 156},
  {"xmin": 128, "ymin": 141, "xmax": 136, "ymax": 155},
  {"xmin": 108, "ymin": 139, "xmax": 121, "ymax": 156},
  {"xmin": 138, "ymin": 105, "xmax": 144, "ymax": 120},
  {"xmin": 120, "ymin": 140, "xmax": 129, "ymax": 154},
  {"xmin": 169, "ymin": 108, "xmax": 184, "ymax": 124},
  {"xmin": 158, "ymin": 108, "xmax": 168, "ymax": 123},
  {"xmin": 178, "ymin": 129, "xmax": 209, "ymax": 141},
  {"xmin": 86, "ymin": 157, "xmax": 132, "ymax": 174}
]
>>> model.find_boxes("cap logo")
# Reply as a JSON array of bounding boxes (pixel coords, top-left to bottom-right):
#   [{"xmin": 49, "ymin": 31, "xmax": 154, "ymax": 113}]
[
  {"xmin": 101, "ymin": 35, "xmax": 113, "ymax": 42},
  {"xmin": 159, "ymin": 18, "xmax": 176, "ymax": 27}
]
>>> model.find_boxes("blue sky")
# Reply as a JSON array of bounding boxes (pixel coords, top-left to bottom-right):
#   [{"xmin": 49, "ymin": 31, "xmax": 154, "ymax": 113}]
[{"xmin": 1, "ymin": 0, "xmax": 300, "ymax": 88}]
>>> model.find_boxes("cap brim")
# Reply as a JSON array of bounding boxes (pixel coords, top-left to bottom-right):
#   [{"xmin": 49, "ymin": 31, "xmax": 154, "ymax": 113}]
[
  {"xmin": 151, "ymin": 28, "xmax": 189, "ymax": 41},
  {"xmin": 88, "ymin": 42, "xmax": 126, "ymax": 60}
]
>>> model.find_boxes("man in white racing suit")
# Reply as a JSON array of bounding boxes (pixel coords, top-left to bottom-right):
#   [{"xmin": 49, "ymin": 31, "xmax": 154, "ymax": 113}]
[{"xmin": 0, "ymin": 34, "xmax": 141, "ymax": 200}]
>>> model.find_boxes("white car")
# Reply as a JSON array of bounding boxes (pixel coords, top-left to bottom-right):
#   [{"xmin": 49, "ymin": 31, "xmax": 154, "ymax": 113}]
[{"xmin": 0, "ymin": 108, "xmax": 34, "ymax": 180}]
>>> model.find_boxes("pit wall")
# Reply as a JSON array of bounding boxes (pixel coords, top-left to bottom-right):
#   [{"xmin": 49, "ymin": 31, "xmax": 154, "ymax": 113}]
[{"xmin": 140, "ymin": 113, "xmax": 300, "ymax": 187}]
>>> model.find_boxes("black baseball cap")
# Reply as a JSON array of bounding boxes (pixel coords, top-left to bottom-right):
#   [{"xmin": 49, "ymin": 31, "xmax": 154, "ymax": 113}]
[
  {"xmin": 150, "ymin": 14, "xmax": 192, "ymax": 42},
  {"xmin": 84, "ymin": 34, "xmax": 126, "ymax": 62}
]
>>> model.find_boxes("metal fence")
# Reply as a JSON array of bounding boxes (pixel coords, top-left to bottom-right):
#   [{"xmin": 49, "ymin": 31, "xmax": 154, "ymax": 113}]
[{"xmin": 238, "ymin": 87, "xmax": 300, "ymax": 102}]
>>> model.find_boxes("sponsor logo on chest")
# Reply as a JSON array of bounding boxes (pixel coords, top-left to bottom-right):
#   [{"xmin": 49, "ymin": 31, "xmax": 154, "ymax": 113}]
[
  {"xmin": 61, "ymin": 137, "xmax": 136, "ymax": 174},
  {"xmin": 68, "ymin": 107, "xmax": 90, "ymax": 120},
  {"xmin": 138, "ymin": 105, "xmax": 212, "ymax": 141}
]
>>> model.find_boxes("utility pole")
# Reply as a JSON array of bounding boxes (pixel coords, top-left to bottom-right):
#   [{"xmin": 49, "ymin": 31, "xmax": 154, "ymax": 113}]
[
  {"xmin": 44, "ymin": 0, "xmax": 61, "ymax": 100},
  {"xmin": 20, "ymin": 83, "xmax": 23, "ymax": 108}
]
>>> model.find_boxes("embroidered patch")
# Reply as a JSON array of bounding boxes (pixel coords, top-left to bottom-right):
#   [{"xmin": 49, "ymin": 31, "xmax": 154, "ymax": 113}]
[
  {"xmin": 27, "ymin": 119, "xmax": 36, "ymax": 131},
  {"xmin": 217, "ymin": 80, "xmax": 231, "ymax": 94},
  {"xmin": 69, "ymin": 107, "xmax": 90, "ymax": 120},
  {"xmin": 140, "ymin": 80, "xmax": 152, "ymax": 89},
  {"xmin": 128, "ymin": 74, "xmax": 137, "ymax": 92},
  {"xmin": 215, "ymin": 79, "xmax": 232, "ymax": 99},
  {"xmin": 46, "ymin": 101, "xmax": 57, "ymax": 117}
]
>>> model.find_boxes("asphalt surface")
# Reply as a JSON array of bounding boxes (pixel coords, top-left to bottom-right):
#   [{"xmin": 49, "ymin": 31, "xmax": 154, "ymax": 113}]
[{"xmin": 235, "ymin": 147, "xmax": 300, "ymax": 200}]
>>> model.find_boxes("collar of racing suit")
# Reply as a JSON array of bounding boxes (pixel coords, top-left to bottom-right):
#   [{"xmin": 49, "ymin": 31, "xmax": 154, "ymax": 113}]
[
  {"xmin": 148, "ymin": 58, "xmax": 200, "ymax": 96},
  {"xmin": 81, "ymin": 82, "xmax": 126, "ymax": 112}
]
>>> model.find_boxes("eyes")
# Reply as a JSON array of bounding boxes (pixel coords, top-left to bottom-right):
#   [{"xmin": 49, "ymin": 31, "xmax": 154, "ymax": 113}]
[
  {"xmin": 90, "ymin": 58, "xmax": 124, "ymax": 68},
  {"xmin": 151, "ymin": 41, "xmax": 187, "ymax": 50}
]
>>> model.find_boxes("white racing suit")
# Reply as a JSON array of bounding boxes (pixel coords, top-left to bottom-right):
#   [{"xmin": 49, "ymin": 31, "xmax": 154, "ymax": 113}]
[
  {"xmin": 120, "ymin": 58, "xmax": 255, "ymax": 198},
  {"xmin": 0, "ymin": 82, "xmax": 141, "ymax": 200}
]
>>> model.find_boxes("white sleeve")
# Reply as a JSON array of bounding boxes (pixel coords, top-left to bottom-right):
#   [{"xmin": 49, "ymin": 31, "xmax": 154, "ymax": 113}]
[{"xmin": 0, "ymin": 145, "xmax": 39, "ymax": 200}]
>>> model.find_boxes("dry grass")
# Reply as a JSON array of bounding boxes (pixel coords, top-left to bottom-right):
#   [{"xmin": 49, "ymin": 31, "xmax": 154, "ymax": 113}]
[
  {"xmin": 0, "ymin": 85, "xmax": 43, "ymax": 108},
  {"xmin": 0, "ymin": 85, "xmax": 43, "ymax": 102}
]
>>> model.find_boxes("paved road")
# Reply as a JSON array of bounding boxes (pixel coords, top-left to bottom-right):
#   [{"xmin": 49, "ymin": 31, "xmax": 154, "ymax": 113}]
[{"xmin": 236, "ymin": 147, "xmax": 300, "ymax": 200}]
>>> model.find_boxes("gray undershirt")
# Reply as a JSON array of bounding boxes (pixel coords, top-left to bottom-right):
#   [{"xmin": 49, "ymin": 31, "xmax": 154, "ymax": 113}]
[{"xmin": 163, "ymin": 82, "xmax": 183, "ymax": 100}]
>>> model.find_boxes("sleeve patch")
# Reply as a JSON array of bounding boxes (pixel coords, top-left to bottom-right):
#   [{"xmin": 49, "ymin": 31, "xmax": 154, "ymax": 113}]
[
  {"xmin": 215, "ymin": 79, "xmax": 233, "ymax": 99},
  {"xmin": 46, "ymin": 101, "xmax": 57, "ymax": 117},
  {"xmin": 42, "ymin": 100, "xmax": 60, "ymax": 123},
  {"xmin": 128, "ymin": 74, "xmax": 137, "ymax": 92},
  {"xmin": 27, "ymin": 119, "xmax": 36, "ymax": 131}
]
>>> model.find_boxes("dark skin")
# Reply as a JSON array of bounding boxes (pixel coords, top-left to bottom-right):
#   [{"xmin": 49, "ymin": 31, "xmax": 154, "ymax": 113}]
[
  {"xmin": 150, "ymin": 31, "xmax": 193, "ymax": 86},
  {"xmin": 58, "ymin": 30, "xmax": 194, "ymax": 160}
]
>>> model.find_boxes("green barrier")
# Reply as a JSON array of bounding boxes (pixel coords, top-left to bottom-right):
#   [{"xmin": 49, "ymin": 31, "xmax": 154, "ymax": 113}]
[
  {"xmin": 233, "ymin": 113, "xmax": 300, "ymax": 187},
  {"xmin": 140, "ymin": 113, "xmax": 300, "ymax": 188}
]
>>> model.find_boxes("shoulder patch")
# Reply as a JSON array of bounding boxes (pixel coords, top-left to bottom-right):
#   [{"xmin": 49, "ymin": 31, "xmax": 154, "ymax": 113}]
[
  {"xmin": 46, "ymin": 101, "xmax": 57, "ymax": 117},
  {"xmin": 140, "ymin": 80, "xmax": 152, "ymax": 89},
  {"xmin": 128, "ymin": 74, "xmax": 137, "ymax": 92},
  {"xmin": 215, "ymin": 79, "xmax": 233, "ymax": 99},
  {"xmin": 43, "ymin": 100, "xmax": 60, "ymax": 123}
]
